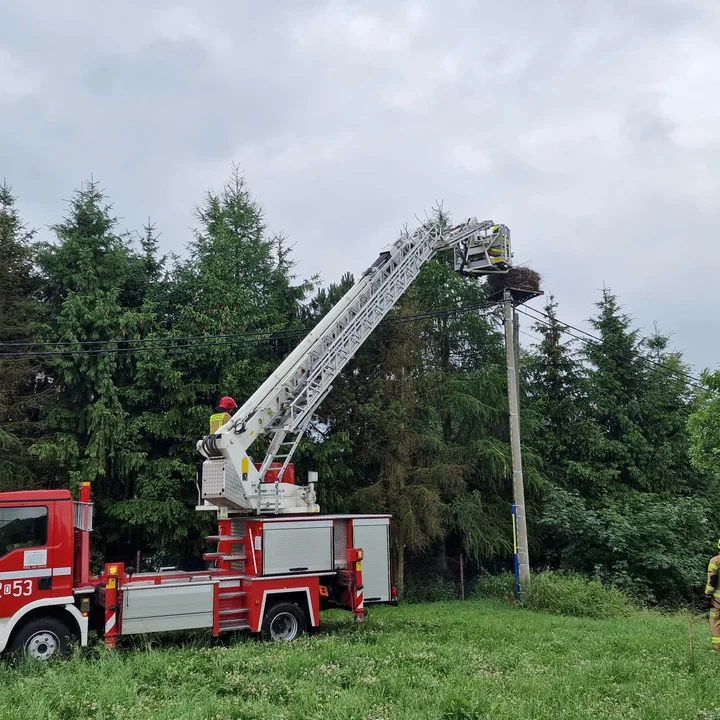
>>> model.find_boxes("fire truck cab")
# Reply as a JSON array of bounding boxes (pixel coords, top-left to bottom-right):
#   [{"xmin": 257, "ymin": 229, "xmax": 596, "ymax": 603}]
[{"xmin": 0, "ymin": 490, "xmax": 88, "ymax": 659}]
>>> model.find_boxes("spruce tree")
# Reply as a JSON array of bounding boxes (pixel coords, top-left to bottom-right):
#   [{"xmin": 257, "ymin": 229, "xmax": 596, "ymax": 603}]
[
  {"xmin": 527, "ymin": 296, "xmax": 612, "ymax": 499},
  {"xmin": 583, "ymin": 287, "xmax": 651, "ymax": 494},
  {"xmin": 170, "ymin": 165, "xmax": 312, "ymax": 418},
  {"xmin": 533, "ymin": 289, "xmax": 710, "ymax": 601},
  {"xmin": 0, "ymin": 181, "xmax": 48, "ymax": 490},
  {"xmin": 30, "ymin": 180, "xmax": 149, "ymax": 559},
  {"xmin": 105, "ymin": 221, "xmax": 201, "ymax": 558},
  {"xmin": 640, "ymin": 330, "xmax": 705, "ymax": 496},
  {"xmin": 583, "ymin": 288, "xmax": 702, "ymax": 496},
  {"xmin": 409, "ymin": 248, "xmax": 520, "ymax": 565},
  {"xmin": 107, "ymin": 167, "xmax": 314, "ymax": 561}
]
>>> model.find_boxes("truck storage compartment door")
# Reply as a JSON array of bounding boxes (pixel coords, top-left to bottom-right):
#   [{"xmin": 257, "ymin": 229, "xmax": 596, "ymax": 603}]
[
  {"xmin": 262, "ymin": 520, "xmax": 333, "ymax": 575},
  {"xmin": 121, "ymin": 581, "xmax": 214, "ymax": 635},
  {"xmin": 352, "ymin": 519, "xmax": 391, "ymax": 602}
]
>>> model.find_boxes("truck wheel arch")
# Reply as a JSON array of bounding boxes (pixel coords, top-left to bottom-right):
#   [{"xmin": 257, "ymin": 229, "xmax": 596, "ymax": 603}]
[
  {"xmin": 259, "ymin": 588, "xmax": 316, "ymax": 631},
  {"xmin": 261, "ymin": 601, "xmax": 308, "ymax": 641},
  {"xmin": 8, "ymin": 616, "xmax": 73, "ymax": 660},
  {"xmin": 1, "ymin": 598, "xmax": 88, "ymax": 655}
]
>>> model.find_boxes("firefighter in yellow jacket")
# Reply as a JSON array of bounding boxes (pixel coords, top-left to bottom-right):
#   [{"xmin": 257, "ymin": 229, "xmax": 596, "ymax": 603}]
[
  {"xmin": 703, "ymin": 541, "xmax": 720, "ymax": 651},
  {"xmin": 209, "ymin": 396, "xmax": 237, "ymax": 434}
]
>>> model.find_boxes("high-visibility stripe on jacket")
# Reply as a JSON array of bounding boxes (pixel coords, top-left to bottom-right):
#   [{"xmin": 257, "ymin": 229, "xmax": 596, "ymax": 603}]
[
  {"xmin": 706, "ymin": 554, "xmax": 720, "ymax": 605},
  {"xmin": 209, "ymin": 412, "xmax": 231, "ymax": 434}
]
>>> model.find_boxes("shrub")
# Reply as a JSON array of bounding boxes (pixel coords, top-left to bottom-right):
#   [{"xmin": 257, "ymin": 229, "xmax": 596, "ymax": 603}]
[
  {"xmin": 522, "ymin": 570, "xmax": 635, "ymax": 618},
  {"xmin": 536, "ymin": 487, "xmax": 713, "ymax": 607},
  {"xmin": 471, "ymin": 570, "xmax": 636, "ymax": 619},
  {"xmin": 471, "ymin": 571, "xmax": 516, "ymax": 601},
  {"xmin": 402, "ymin": 573, "xmax": 460, "ymax": 604}
]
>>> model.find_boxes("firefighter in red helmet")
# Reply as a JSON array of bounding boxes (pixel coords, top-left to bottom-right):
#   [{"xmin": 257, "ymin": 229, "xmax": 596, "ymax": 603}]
[{"xmin": 209, "ymin": 396, "xmax": 237, "ymax": 434}]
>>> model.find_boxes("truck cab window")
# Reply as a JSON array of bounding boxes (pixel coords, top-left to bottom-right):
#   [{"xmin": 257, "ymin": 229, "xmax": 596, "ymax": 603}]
[{"xmin": 0, "ymin": 507, "xmax": 48, "ymax": 558}]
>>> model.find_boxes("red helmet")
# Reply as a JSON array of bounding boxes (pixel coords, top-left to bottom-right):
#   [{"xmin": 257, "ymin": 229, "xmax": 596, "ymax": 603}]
[{"xmin": 218, "ymin": 396, "xmax": 237, "ymax": 412}]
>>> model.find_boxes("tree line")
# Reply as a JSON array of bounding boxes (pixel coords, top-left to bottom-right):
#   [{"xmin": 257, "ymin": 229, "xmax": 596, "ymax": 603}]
[{"xmin": 1, "ymin": 168, "xmax": 718, "ymax": 606}]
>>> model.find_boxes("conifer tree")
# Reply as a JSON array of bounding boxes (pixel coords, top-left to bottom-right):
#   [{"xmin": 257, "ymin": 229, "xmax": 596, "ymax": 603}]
[
  {"xmin": 30, "ymin": 180, "xmax": 155, "ymax": 569},
  {"xmin": 170, "ymin": 165, "xmax": 312, "ymax": 420},
  {"xmin": 583, "ymin": 288, "xmax": 703, "ymax": 497},
  {"xmin": 107, "ymin": 167, "xmax": 314, "ymax": 560},
  {"xmin": 527, "ymin": 296, "xmax": 612, "ymax": 499},
  {"xmin": 582, "ymin": 287, "xmax": 651, "ymax": 494},
  {"xmin": 0, "ymin": 181, "xmax": 48, "ymax": 490},
  {"xmin": 300, "ymin": 212, "xmax": 525, "ymax": 588},
  {"xmin": 640, "ymin": 330, "xmax": 705, "ymax": 496},
  {"xmin": 105, "ymin": 221, "xmax": 200, "ymax": 557}
]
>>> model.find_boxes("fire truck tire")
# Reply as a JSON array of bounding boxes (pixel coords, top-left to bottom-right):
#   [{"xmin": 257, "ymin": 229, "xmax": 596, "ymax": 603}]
[
  {"xmin": 261, "ymin": 602, "xmax": 307, "ymax": 641},
  {"xmin": 9, "ymin": 617, "xmax": 72, "ymax": 661}
]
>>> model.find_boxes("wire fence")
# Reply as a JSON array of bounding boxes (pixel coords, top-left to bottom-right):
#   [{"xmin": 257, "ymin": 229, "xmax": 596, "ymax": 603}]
[{"xmin": 402, "ymin": 551, "xmax": 514, "ymax": 603}]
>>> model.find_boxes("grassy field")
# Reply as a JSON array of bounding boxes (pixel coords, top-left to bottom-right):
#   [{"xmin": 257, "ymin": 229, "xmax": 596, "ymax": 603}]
[{"xmin": 1, "ymin": 600, "xmax": 719, "ymax": 720}]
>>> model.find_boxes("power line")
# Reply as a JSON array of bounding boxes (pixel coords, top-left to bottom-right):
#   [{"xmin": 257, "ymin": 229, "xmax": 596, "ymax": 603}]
[
  {"xmin": 0, "ymin": 324, "xmax": 311, "ymax": 349},
  {"xmin": 0, "ymin": 328, "xmax": 308, "ymax": 358},
  {"xmin": 0, "ymin": 300, "xmax": 503, "ymax": 359},
  {"xmin": 518, "ymin": 328, "xmax": 543, "ymax": 344},
  {"xmin": 519, "ymin": 308, "xmax": 703, "ymax": 391},
  {"xmin": 518, "ymin": 304, "xmax": 707, "ymax": 388},
  {"xmin": 516, "ymin": 307, "xmax": 710, "ymax": 394},
  {"xmin": 0, "ymin": 297, "xmax": 503, "ymax": 351},
  {"xmin": 3, "ymin": 292, "xmax": 710, "ymax": 396}
]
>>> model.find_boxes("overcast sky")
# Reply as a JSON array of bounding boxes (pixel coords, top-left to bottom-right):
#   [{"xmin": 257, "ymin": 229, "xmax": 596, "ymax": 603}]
[{"xmin": 2, "ymin": 0, "xmax": 719, "ymax": 372}]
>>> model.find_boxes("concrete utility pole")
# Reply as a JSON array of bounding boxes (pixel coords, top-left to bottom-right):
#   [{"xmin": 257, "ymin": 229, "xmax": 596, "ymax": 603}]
[{"xmin": 503, "ymin": 289, "xmax": 530, "ymax": 595}]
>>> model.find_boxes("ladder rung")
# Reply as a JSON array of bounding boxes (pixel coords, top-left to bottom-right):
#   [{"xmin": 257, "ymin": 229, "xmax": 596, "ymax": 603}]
[
  {"xmin": 219, "ymin": 591, "xmax": 247, "ymax": 599},
  {"xmin": 219, "ymin": 622, "xmax": 250, "ymax": 631},
  {"xmin": 222, "ymin": 555, "xmax": 246, "ymax": 561},
  {"xmin": 219, "ymin": 608, "xmax": 249, "ymax": 616},
  {"xmin": 205, "ymin": 536, "xmax": 245, "ymax": 542}
]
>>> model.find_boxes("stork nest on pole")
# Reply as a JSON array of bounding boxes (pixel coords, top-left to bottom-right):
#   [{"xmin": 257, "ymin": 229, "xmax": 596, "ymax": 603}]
[
  {"xmin": 486, "ymin": 267, "xmax": 543, "ymax": 305},
  {"xmin": 487, "ymin": 267, "xmax": 542, "ymax": 295}
]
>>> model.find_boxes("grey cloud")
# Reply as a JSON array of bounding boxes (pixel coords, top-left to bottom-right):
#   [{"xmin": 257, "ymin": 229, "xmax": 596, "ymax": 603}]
[{"xmin": 1, "ymin": 0, "xmax": 719, "ymax": 371}]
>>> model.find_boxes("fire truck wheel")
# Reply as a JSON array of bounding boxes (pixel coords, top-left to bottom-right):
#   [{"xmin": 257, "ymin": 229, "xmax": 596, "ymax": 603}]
[
  {"xmin": 261, "ymin": 602, "xmax": 307, "ymax": 641},
  {"xmin": 9, "ymin": 617, "xmax": 72, "ymax": 661}
]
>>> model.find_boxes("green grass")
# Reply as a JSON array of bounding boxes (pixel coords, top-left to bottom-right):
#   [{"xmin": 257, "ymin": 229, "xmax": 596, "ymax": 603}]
[{"xmin": 1, "ymin": 600, "xmax": 719, "ymax": 720}]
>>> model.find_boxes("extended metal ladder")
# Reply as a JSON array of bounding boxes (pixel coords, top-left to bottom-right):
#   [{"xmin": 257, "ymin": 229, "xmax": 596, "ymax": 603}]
[{"xmin": 198, "ymin": 216, "xmax": 510, "ymax": 514}]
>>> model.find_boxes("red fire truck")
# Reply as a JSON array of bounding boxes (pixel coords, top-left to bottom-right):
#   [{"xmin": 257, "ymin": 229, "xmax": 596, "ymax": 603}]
[
  {"xmin": 0, "ymin": 483, "xmax": 392, "ymax": 659},
  {"xmin": 0, "ymin": 217, "xmax": 510, "ymax": 660}
]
